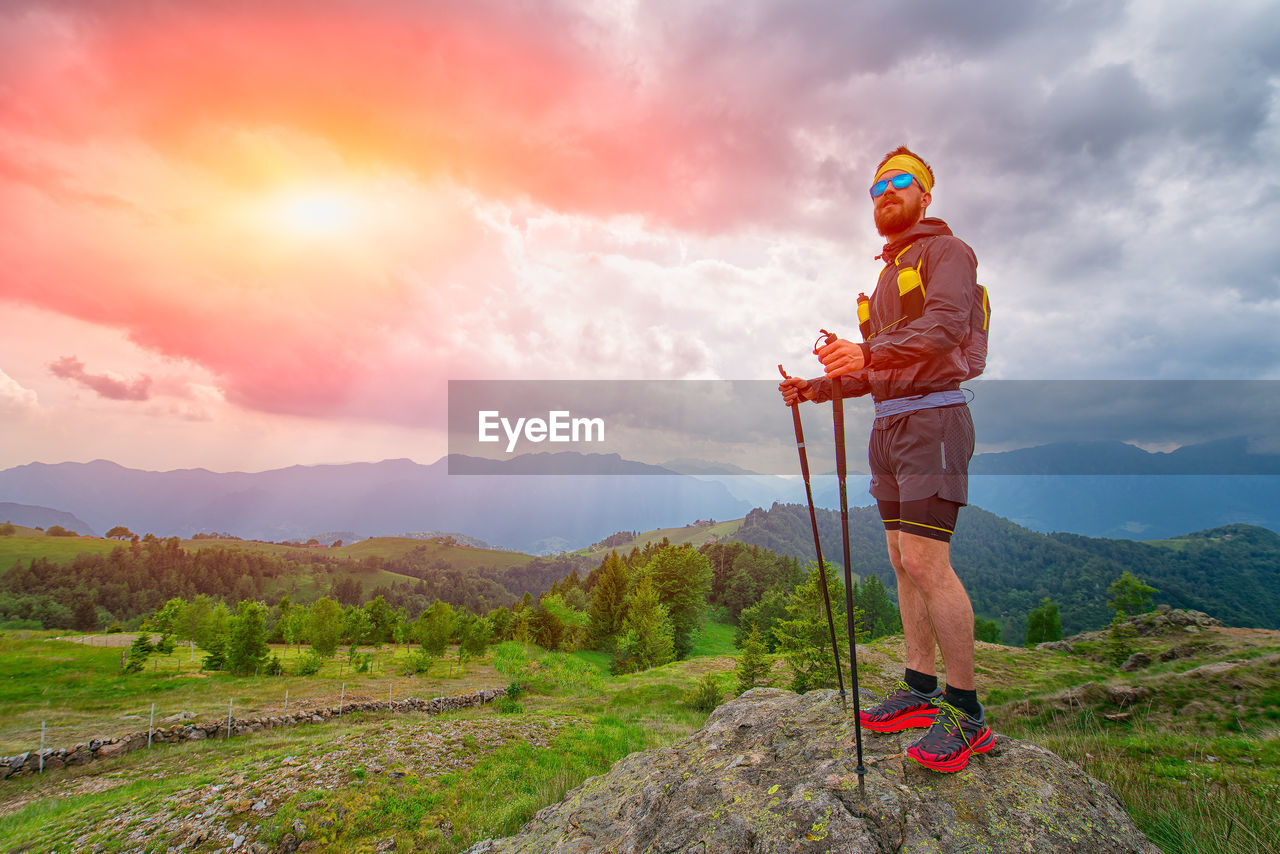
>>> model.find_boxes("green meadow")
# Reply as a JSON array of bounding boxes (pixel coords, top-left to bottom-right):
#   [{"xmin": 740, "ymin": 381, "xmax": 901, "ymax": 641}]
[{"xmin": 1, "ymin": 621, "xmax": 1276, "ymax": 854}]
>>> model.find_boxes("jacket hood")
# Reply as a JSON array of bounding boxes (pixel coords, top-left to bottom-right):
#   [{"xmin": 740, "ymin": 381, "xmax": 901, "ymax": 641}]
[{"xmin": 879, "ymin": 217, "xmax": 953, "ymax": 260}]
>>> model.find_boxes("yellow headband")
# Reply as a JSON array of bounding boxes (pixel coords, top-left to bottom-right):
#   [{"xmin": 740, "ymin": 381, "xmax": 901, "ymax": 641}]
[{"xmin": 874, "ymin": 154, "xmax": 933, "ymax": 194}]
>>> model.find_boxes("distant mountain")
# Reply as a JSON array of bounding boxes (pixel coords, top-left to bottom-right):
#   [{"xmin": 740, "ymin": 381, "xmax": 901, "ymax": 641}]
[
  {"xmin": 0, "ymin": 455, "xmax": 751, "ymax": 554},
  {"xmin": 731, "ymin": 503, "xmax": 1280, "ymax": 641},
  {"xmin": 0, "ymin": 502, "xmax": 96, "ymax": 536},
  {"xmin": 673, "ymin": 439, "xmax": 1280, "ymax": 540},
  {"xmin": 3, "ymin": 437, "xmax": 1277, "ymax": 555},
  {"xmin": 971, "ymin": 437, "xmax": 1280, "ymax": 475}
]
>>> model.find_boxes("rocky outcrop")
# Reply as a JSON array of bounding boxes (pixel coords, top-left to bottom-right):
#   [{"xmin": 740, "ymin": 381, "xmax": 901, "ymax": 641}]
[
  {"xmin": 0, "ymin": 688, "xmax": 503, "ymax": 781},
  {"xmin": 465, "ymin": 688, "xmax": 1159, "ymax": 854}
]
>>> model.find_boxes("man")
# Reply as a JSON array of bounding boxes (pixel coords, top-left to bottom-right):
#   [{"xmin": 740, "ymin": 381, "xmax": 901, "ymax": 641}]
[{"xmin": 779, "ymin": 146, "xmax": 992, "ymax": 773}]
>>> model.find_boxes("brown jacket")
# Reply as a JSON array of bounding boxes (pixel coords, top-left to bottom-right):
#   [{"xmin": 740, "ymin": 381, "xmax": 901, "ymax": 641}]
[{"xmin": 812, "ymin": 217, "xmax": 987, "ymax": 403}]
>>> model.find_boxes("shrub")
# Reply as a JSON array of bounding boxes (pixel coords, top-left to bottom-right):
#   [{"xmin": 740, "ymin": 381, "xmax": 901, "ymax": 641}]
[
  {"xmin": 494, "ymin": 695, "xmax": 524, "ymax": 714},
  {"xmin": 403, "ymin": 649, "xmax": 434, "ymax": 675},
  {"xmin": 1106, "ymin": 615, "xmax": 1139, "ymax": 666},
  {"xmin": 688, "ymin": 672, "xmax": 723, "ymax": 713},
  {"xmin": 296, "ymin": 651, "xmax": 324, "ymax": 676},
  {"xmin": 265, "ymin": 654, "xmax": 285, "ymax": 676}
]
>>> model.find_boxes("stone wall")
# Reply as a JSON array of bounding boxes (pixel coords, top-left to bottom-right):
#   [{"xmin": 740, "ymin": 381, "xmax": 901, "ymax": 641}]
[{"xmin": 1, "ymin": 687, "xmax": 505, "ymax": 781}]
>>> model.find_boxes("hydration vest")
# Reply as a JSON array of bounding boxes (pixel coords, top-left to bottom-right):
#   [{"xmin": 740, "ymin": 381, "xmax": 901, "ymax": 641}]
[{"xmin": 859, "ymin": 237, "xmax": 990, "ymax": 380}]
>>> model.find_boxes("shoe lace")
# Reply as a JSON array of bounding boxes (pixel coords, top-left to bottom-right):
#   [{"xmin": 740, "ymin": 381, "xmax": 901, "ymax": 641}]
[
  {"xmin": 880, "ymin": 680, "xmax": 924, "ymax": 708},
  {"xmin": 930, "ymin": 701, "xmax": 976, "ymax": 746}
]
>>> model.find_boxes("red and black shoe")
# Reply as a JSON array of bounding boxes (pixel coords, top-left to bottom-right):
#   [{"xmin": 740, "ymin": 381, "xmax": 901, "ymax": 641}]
[
  {"xmin": 905, "ymin": 700, "xmax": 995, "ymax": 772},
  {"xmin": 859, "ymin": 681, "xmax": 943, "ymax": 733}
]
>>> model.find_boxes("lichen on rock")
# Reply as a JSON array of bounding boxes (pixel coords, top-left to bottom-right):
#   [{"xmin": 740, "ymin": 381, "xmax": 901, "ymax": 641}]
[{"xmin": 464, "ymin": 687, "xmax": 1160, "ymax": 854}]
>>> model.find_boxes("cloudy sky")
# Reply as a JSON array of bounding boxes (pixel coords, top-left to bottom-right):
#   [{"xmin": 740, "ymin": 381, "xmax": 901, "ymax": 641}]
[{"xmin": 1, "ymin": 0, "xmax": 1277, "ymax": 472}]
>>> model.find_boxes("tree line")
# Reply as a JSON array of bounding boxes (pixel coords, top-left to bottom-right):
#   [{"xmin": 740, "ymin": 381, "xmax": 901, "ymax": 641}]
[{"xmin": 734, "ymin": 503, "xmax": 1279, "ymax": 642}]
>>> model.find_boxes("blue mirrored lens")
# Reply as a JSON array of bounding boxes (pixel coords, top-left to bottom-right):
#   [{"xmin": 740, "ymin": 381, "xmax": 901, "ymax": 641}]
[{"xmin": 869, "ymin": 173, "xmax": 916, "ymax": 198}]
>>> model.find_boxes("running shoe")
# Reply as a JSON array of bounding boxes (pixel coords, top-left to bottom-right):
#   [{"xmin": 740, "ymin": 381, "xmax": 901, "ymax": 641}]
[
  {"xmin": 859, "ymin": 680, "xmax": 943, "ymax": 732},
  {"xmin": 905, "ymin": 700, "xmax": 995, "ymax": 772}
]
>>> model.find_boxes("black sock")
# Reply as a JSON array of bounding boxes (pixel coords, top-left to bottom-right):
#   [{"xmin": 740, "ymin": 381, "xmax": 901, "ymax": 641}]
[
  {"xmin": 943, "ymin": 685, "xmax": 982, "ymax": 719},
  {"xmin": 904, "ymin": 668, "xmax": 938, "ymax": 695}
]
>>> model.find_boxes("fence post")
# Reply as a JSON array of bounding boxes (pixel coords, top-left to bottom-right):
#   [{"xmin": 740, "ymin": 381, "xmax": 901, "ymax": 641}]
[
  {"xmin": 339, "ymin": 683, "xmax": 345, "ymax": 720},
  {"xmin": 148, "ymin": 703, "xmax": 155, "ymax": 749},
  {"xmin": 284, "ymin": 690, "xmax": 289, "ymax": 719},
  {"xmin": 227, "ymin": 698, "xmax": 234, "ymax": 739},
  {"xmin": 39, "ymin": 721, "xmax": 45, "ymax": 774}
]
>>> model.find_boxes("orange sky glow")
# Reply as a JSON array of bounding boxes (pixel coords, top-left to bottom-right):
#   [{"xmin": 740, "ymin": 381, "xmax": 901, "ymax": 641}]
[{"xmin": 3, "ymin": 0, "xmax": 1276, "ymax": 472}]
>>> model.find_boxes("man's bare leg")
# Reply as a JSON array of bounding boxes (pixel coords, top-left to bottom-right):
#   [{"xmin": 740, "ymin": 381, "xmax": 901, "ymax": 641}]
[
  {"xmin": 895, "ymin": 531, "xmax": 975, "ymax": 691},
  {"xmin": 885, "ymin": 531, "xmax": 938, "ymax": 677}
]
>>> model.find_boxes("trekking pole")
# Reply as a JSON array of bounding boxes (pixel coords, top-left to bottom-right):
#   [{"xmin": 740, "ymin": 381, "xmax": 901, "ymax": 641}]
[
  {"xmin": 778, "ymin": 364, "xmax": 847, "ymax": 710},
  {"xmin": 817, "ymin": 329, "xmax": 867, "ymax": 778}
]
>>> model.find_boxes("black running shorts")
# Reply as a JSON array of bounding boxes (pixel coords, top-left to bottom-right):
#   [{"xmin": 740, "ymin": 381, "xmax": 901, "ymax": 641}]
[
  {"xmin": 868, "ymin": 403, "xmax": 974, "ymax": 538},
  {"xmin": 877, "ymin": 496, "xmax": 962, "ymax": 542}
]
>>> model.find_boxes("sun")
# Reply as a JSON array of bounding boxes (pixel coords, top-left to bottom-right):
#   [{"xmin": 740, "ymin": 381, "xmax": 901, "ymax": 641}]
[{"xmin": 265, "ymin": 188, "xmax": 367, "ymax": 239}]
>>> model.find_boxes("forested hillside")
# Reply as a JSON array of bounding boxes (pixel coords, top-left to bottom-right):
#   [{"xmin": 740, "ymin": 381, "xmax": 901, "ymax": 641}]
[
  {"xmin": 0, "ymin": 535, "xmax": 589, "ymax": 630},
  {"xmin": 732, "ymin": 503, "xmax": 1280, "ymax": 642}
]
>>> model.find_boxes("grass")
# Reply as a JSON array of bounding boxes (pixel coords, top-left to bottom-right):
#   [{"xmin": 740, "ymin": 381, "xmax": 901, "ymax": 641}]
[
  {"xmin": 0, "ymin": 633, "xmax": 503, "ymax": 754},
  {"xmin": 330, "ymin": 538, "xmax": 532, "ymax": 569},
  {"xmin": 1, "ymin": 622, "xmax": 1277, "ymax": 853},
  {"xmin": 0, "ymin": 531, "xmax": 124, "ymax": 571},
  {"xmin": 0, "ymin": 636, "xmax": 728, "ymax": 853},
  {"xmin": 995, "ymin": 713, "xmax": 1280, "ymax": 854},
  {"xmin": 986, "ymin": 627, "xmax": 1280, "ymax": 854},
  {"xmin": 574, "ymin": 519, "xmax": 745, "ymax": 558},
  {"xmin": 688, "ymin": 619, "xmax": 737, "ymax": 657},
  {"xmin": 0, "ymin": 531, "xmax": 532, "ymax": 577}
]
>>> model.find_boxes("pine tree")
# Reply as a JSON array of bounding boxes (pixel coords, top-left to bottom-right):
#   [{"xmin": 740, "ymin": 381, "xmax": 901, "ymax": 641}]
[
  {"xmin": 1108, "ymin": 571, "xmax": 1158, "ymax": 617},
  {"xmin": 226, "ymin": 600, "xmax": 269, "ymax": 676},
  {"xmin": 854, "ymin": 575, "xmax": 901, "ymax": 639},
  {"xmin": 645, "ymin": 545, "xmax": 713, "ymax": 659},
  {"xmin": 123, "ymin": 632, "xmax": 154, "ymax": 673},
  {"xmin": 587, "ymin": 551, "xmax": 629, "ymax": 649},
  {"xmin": 613, "ymin": 573, "xmax": 675, "ymax": 674},
  {"xmin": 773, "ymin": 563, "xmax": 858, "ymax": 693},
  {"xmin": 735, "ymin": 588, "xmax": 791, "ymax": 652},
  {"xmin": 1105, "ymin": 613, "xmax": 1139, "ymax": 666},
  {"xmin": 735, "ymin": 623, "xmax": 770, "ymax": 694}
]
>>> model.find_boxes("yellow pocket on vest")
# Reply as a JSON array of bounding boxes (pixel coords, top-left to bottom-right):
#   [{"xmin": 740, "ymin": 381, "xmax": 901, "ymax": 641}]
[{"xmin": 897, "ymin": 267, "xmax": 923, "ymax": 297}]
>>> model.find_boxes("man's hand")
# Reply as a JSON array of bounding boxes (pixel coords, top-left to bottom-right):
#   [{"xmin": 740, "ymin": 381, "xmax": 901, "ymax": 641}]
[
  {"xmin": 778, "ymin": 376, "xmax": 815, "ymax": 406},
  {"xmin": 815, "ymin": 337, "xmax": 867, "ymax": 378}
]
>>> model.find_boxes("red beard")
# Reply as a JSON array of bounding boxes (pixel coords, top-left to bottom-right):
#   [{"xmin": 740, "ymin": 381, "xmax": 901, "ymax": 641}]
[{"xmin": 874, "ymin": 194, "xmax": 922, "ymax": 237}]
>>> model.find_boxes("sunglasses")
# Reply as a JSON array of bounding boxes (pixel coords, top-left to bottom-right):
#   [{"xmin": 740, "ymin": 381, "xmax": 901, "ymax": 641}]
[{"xmin": 869, "ymin": 173, "xmax": 917, "ymax": 198}]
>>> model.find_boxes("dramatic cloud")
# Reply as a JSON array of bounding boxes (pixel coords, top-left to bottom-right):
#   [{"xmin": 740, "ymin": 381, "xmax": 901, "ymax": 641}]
[
  {"xmin": 0, "ymin": 367, "xmax": 38, "ymax": 415},
  {"xmin": 0, "ymin": 0, "xmax": 1277, "ymax": 470},
  {"xmin": 49, "ymin": 356, "xmax": 152, "ymax": 401}
]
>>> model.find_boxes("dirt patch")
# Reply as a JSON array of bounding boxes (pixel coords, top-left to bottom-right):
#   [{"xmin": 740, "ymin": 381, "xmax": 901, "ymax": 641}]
[
  {"xmin": 0, "ymin": 773, "xmax": 130, "ymax": 818},
  {"xmin": 55, "ymin": 634, "xmax": 137, "ymax": 647},
  {"xmin": 1210, "ymin": 626, "xmax": 1280, "ymax": 642}
]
